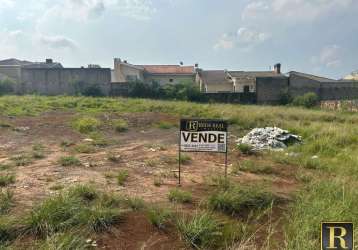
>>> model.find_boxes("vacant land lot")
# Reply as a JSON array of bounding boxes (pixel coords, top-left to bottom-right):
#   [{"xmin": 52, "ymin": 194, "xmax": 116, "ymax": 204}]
[{"xmin": 0, "ymin": 96, "xmax": 358, "ymax": 249}]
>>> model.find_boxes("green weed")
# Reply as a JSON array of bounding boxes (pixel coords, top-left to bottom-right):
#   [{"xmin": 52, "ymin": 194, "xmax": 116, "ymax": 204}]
[
  {"xmin": 168, "ymin": 188, "xmax": 192, "ymax": 203},
  {"xmin": 58, "ymin": 156, "xmax": 81, "ymax": 167}
]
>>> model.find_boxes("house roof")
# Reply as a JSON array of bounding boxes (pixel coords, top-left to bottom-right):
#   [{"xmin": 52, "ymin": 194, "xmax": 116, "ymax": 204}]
[
  {"xmin": 0, "ymin": 58, "xmax": 33, "ymax": 66},
  {"xmin": 228, "ymin": 71, "xmax": 285, "ymax": 78},
  {"xmin": 289, "ymin": 71, "xmax": 337, "ymax": 82},
  {"xmin": 138, "ymin": 65, "xmax": 195, "ymax": 75},
  {"xmin": 0, "ymin": 58, "xmax": 63, "ymax": 69},
  {"xmin": 199, "ymin": 70, "xmax": 232, "ymax": 85}
]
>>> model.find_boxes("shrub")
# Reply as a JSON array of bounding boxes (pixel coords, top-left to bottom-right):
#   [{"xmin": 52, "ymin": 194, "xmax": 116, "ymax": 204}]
[
  {"xmin": 82, "ymin": 84, "xmax": 104, "ymax": 97},
  {"xmin": 208, "ymin": 185, "xmax": 274, "ymax": 216},
  {"xmin": 292, "ymin": 92, "xmax": 319, "ymax": 108},
  {"xmin": 0, "ymin": 189, "xmax": 14, "ymax": 214},
  {"xmin": 176, "ymin": 212, "xmax": 222, "ymax": 249},
  {"xmin": 237, "ymin": 160, "xmax": 275, "ymax": 175},
  {"xmin": 116, "ymin": 170, "xmax": 129, "ymax": 186},
  {"xmin": 155, "ymin": 121, "xmax": 173, "ymax": 129},
  {"xmin": 0, "ymin": 217, "xmax": 14, "ymax": 243},
  {"xmin": 0, "ymin": 174, "xmax": 15, "ymax": 187},
  {"xmin": 72, "ymin": 117, "xmax": 101, "ymax": 134},
  {"xmin": 168, "ymin": 188, "xmax": 192, "ymax": 203},
  {"xmin": 113, "ymin": 119, "xmax": 128, "ymax": 132},
  {"xmin": 0, "ymin": 78, "xmax": 15, "ymax": 96},
  {"xmin": 278, "ymin": 88, "xmax": 292, "ymax": 105},
  {"xmin": 146, "ymin": 206, "xmax": 172, "ymax": 230},
  {"xmin": 58, "ymin": 156, "xmax": 81, "ymax": 167}
]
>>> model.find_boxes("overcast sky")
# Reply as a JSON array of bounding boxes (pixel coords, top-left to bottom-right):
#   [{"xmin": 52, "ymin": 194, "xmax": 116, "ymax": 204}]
[{"xmin": 1, "ymin": 0, "xmax": 357, "ymax": 78}]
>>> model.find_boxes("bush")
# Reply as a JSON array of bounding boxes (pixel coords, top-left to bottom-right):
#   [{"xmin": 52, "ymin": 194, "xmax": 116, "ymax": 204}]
[
  {"xmin": 128, "ymin": 80, "xmax": 207, "ymax": 102},
  {"xmin": 72, "ymin": 117, "xmax": 101, "ymax": 134},
  {"xmin": 278, "ymin": 88, "xmax": 292, "ymax": 105},
  {"xmin": 82, "ymin": 85, "xmax": 104, "ymax": 97},
  {"xmin": 168, "ymin": 188, "xmax": 192, "ymax": 203},
  {"xmin": 126, "ymin": 197, "xmax": 145, "ymax": 211},
  {"xmin": 292, "ymin": 92, "xmax": 319, "ymax": 108},
  {"xmin": 74, "ymin": 143, "xmax": 96, "ymax": 154},
  {"xmin": 38, "ymin": 232, "xmax": 88, "ymax": 250},
  {"xmin": 0, "ymin": 78, "xmax": 15, "ymax": 96}
]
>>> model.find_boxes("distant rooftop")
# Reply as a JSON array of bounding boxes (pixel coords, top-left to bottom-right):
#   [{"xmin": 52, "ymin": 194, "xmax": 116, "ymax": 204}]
[
  {"xmin": 289, "ymin": 71, "xmax": 337, "ymax": 82},
  {"xmin": 228, "ymin": 71, "xmax": 285, "ymax": 78},
  {"xmin": 137, "ymin": 65, "xmax": 195, "ymax": 75},
  {"xmin": 199, "ymin": 70, "xmax": 231, "ymax": 85},
  {"xmin": 0, "ymin": 58, "xmax": 63, "ymax": 69}
]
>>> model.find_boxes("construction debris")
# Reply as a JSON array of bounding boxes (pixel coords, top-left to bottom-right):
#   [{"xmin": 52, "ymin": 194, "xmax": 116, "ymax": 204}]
[{"xmin": 237, "ymin": 127, "xmax": 302, "ymax": 151}]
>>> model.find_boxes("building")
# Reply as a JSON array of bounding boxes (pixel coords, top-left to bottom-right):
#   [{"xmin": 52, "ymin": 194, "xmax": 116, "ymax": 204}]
[
  {"xmin": 112, "ymin": 58, "xmax": 196, "ymax": 85},
  {"xmin": 0, "ymin": 58, "xmax": 111, "ymax": 95},
  {"xmin": 195, "ymin": 70, "xmax": 233, "ymax": 93}
]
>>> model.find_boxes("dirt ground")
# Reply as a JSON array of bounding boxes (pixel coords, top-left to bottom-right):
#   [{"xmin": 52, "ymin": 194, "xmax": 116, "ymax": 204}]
[{"xmin": 0, "ymin": 111, "xmax": 302, "ymax": 249}]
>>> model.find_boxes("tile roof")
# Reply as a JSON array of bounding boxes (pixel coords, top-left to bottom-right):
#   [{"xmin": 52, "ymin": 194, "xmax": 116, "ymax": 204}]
[
  {"xmin": 138, "ymin": 65, "xmax": 195, "ymax": 75},
  {"xmin": 199, "ymin": 70, "xmax": 232, "ymax": 85}
]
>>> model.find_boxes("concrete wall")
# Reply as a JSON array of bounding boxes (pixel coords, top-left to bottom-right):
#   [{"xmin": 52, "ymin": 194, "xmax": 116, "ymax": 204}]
[
  {"xmin": 320, "ymin": 81, "xmax": 358, "ymax": 100},
  {"xmin": 256, "ymin": 77, "xmax": 289, "ymax": 104},
  {"xmin": 0, "ymin": 65, "xmax": 22, "ymax": 82},
  {"xmin": 205, "ymin": 82, "xmax": 233, "ymax": 93},
  {"xmin": 16, "ymin": 68, "xmax": 111, "ymax": 95},
  {"xmin": 144, "ymin": 74, "xmax": 194, "ymax": 85},
  {"xmin": 288, "ymin": 74, "xmax": 321, "ymax": 98}
]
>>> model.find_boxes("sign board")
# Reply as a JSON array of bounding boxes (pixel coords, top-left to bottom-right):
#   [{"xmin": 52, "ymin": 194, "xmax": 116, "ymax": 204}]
[{"xmin": 180, "ymin": 119, "xmax": 228, "ymax": 153}]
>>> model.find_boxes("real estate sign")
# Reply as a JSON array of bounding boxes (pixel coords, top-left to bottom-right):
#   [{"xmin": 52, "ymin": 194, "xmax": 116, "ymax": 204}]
[{"xmin": 180, "ymin": 119, "xmax": 228, "ymax": 153}]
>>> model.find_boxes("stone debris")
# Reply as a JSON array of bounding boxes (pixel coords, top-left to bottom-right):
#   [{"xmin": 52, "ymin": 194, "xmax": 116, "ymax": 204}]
[
  {"xmin": 13, "ymin": 126, "xmax": 30, "ymax": 132},
  {"xmin": 237, "ymin": 127, "xmax": 302, "ymax": 151}
]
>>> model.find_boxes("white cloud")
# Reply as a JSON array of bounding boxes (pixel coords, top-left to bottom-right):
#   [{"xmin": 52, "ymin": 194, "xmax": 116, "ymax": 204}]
[
  {"xmin": 116, "ymin": 0, "xmax": 157, "ymax": 20},
  {"xmin": 213, "ymin": 33, "xmax": 235, "ymax": 50},
  {"xmin": 0, "ymin": 0, "xmax": 14, "ymax": 9},
  {"xmin": 39, "ymin": 34, "xmax": 78, "ymax": 50},
  {"xmin": 311, "ymin": 44, "xmax": 342, "ymax": 68},
  {"xmin": 237, "ymin": 27, "xmax": 270, "ymax": 45},
  {"xmin": 242, "ymin": 0, "xmax": 356, "ymax": 23}
]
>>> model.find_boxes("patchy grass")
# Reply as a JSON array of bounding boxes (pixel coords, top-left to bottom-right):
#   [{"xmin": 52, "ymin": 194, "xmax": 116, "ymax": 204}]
[
  {"xmin": 208, "ymin": 185, "xmax": 275, "ymax": 216},
  {"xmin": 178, "ymin": 153, "xmax": 192, "ymax": 165},
  {"xmin": 233, "ymin": 160, "xmax": 275, "ymax": 175},
  {"xmin": 74, "ymin": 143, "xmax": 96, "ymax": 154},
  {"xmin": 0, "ymin": 163, "xmax": 13, "ymax": 171},
  {"xmin": 37, "ymin": 232, "xmax": 88, "ymax": 250},
  {"xmin": 0, "ymin": 174, "xmax": 16, "ymax": 187},
  {"xmin": 126, "ymin": 197, "xmax": 145, "ymax": 211},
  {"xmin": 168, "ymin": 188, "xmax": 192, "ymax": 204},
  {"xmin": 155, "ymin": 121, "xmax": 174, "ymax": 129},
  {"xmin": 237, "ymin": 144, "xmax": 253, "ymax": 155},
  {"xmin": 25, "ymin": 185, "xmax": 123, "ymax": 237},
  {"xmin": 153, "ymin": 176, "xmax": 163, "ymax": 187},
  {"xmin": 146, "ymin": 206, "xmax": 172, "ymax": 230},
  {"xmin": 176, "ymin": 212, "xmax": 224, "ymax": 249},
  {"xmin": 113, "ymin": 118, "xmax": 128, "ymax": 132},
  {"xmin": 72, "ymin": 117, "xmax": 101, "ymax": 134},
  {"xmin": 107, "ymin": 152, "xmax": 121, "ymax": 162},
  {"xmin": 10, "ymin": 153, "xmax": 33, "ymax": 166},
  {"xmin": 0, "ymin": 189, "xmax": 14, "ymax": 214},
  {"xmin": 116, "ymin": 170, "xmax": 129, "ymax": 186},
  {"xmin": 58, "ymin": 156, "xmax": 81, "ymax": 167}
]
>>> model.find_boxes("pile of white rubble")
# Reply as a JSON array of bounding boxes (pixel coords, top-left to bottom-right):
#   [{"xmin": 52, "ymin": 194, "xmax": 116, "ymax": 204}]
[{"xmin": 237, "ymin": 127, "xmax": 302, "ymax": 151}]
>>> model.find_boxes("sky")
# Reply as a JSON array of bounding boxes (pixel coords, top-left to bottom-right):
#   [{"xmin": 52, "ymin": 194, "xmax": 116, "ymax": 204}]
[{"xmin": 0, "ymin": 0, "xmax": 357, "ymax": 79}]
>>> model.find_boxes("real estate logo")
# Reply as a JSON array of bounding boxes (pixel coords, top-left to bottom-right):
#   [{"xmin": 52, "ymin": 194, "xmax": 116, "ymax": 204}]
[
  {"xmin": 321, "ymin": 222, "xmax": 354, "ymax": 250},
  {"xmin": 186, "ymin": 120, "xmax": 198, "ymax": 131}
]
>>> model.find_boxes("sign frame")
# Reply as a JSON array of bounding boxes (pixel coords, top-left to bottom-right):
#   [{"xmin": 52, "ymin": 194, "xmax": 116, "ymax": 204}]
[{"xmin": 178, "ymin": 118, "xmax": 228, "ymax": 185}]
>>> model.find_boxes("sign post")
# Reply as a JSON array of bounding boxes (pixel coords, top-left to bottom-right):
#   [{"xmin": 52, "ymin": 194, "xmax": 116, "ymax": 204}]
[{"xmin": 178, "ymin": 119, "xmax": 228, "ymax": 185}]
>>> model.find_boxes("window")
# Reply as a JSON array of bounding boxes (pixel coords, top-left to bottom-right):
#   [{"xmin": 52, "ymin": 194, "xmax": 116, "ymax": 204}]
[{"xmin": 126, "ymin": 75, "xmax": 138, "ymax": 81}]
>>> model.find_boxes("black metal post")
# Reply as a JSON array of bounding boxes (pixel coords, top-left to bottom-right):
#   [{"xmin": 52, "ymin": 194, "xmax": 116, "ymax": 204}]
[{"xmin": 178, "ymin": 130, "xmax": 181, "ymax": 186}]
